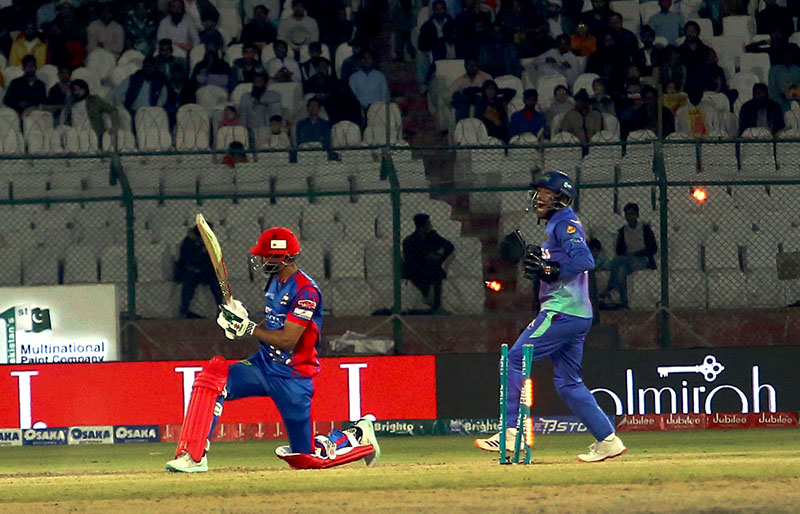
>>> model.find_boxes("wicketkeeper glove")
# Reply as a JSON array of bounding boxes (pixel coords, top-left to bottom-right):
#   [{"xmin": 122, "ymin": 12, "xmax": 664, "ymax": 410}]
[
  {"xmin": 217, "ymin": 299, "xmax": 257, "ymax": 339},
  {"xmin": 523, "ymin": 244, "xmax": 560, "ymax": 283}
]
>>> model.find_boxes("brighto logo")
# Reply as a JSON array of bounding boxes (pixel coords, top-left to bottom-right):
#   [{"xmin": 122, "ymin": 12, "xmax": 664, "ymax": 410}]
[{"xmin": 590, "ymin": 356, "xmax": 778, "ymax": 415}]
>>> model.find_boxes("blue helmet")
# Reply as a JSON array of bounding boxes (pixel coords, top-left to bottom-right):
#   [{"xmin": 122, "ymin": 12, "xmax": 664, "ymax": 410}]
[{"xmin": 529, "ymin": 170, "xmax": 575, "ymax": 213}]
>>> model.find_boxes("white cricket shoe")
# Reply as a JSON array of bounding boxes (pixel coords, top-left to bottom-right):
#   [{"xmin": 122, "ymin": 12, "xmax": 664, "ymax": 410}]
[
  {"xmin": 577, "ymin": 434, "xmax": 627, "ymax": 462},
  {"xmin": 166, "ymin": 451, "xmax": 208, "ymax": 473},
  {"xmin": 354, "ymin": 414, "xmax": 381, "ymax": 467},
  {"xmin": 474, "ymin": 427, "xmax": 518, "ymax": 453}
]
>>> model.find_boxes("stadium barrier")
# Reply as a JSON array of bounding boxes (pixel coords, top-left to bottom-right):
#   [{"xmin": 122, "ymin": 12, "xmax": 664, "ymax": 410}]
[{"xmin": 1, "ymin": 137, "xmax": 800, "ymax": 357}]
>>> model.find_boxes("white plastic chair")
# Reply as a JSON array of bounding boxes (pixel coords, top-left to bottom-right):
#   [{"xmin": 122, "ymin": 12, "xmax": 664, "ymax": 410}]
[
  {"xmin": 453, "ymin": 118, "xmax": 489, "ymax": 145},
  {"xmin": 536, "ymin": 75, "xmax": 568, "ymax": 110},
  {"xmin": 722, "ymin": 15, "xmax": 756, "ymax": 43},
  {"xmin": 739, "ymin": 53, "xmax": 771, "ymax": 84},
  {"xmin": 572, "ymin": 73, "xmax": 599, "ymax": 97},
  {"xmin": 230, "ymin": 82, "xmax": 253, "ymax": 107},
  {"xmin": 189, "ymin": 44, "xmax": 206, "ymax": 70},
  {"xmin": 86, "ymin": 48, "xmax": 117, "ymax": 82},
  {"xmin": 729, "ymin": 71, "xmax": 759, "ymax": 101},
  {"xmin": 334, "ymin": 43, "xmax": 353, "ymax": 76},
  {"xmin": 196, "ymin": 85, "xmax": 230, "ymax": 115},
  {"xmin": 118, "ymin": 49, "xmax": 145, "ymax": 67},
  {"xmin": 215, "ymin": 125, "xmax": 249, "ymax": 150},
  {"xmin": 331, "ymin": 120, "xmax": 362, "ymax": 148}
]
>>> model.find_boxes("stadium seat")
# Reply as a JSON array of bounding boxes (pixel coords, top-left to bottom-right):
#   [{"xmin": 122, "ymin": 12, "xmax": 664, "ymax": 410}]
[
  {"xmin": 610, "ymin": 1, "xmax": 639, "ymax": 33},
  {"xmin": 22, "ymin": 248, "xmax": 60, "ymax": 286},
  {"xmin": 687, "ymin": 17, "xmax": 714, "ymax": 40},
  {"xmin": 118, "ymin": 49, "xmax": 145, "ymax": 67},
  {"xmin": 2, "ymin": 66, "xmax": 23, "ymax": 86},
  {"xmin": 366, "ymin": 101, "xmax": 402, "ymax": 140},
  {"xmin": 710, "ymin": 36, "xmax": 745, "ymax": 65},
  {"xmin": 580, "ymin": 131, "xmax": 620, "ymax": 184},
  {"xmin": 739, "ymin": 53, "xmax": 771, "ymax": 84},
  {"xmin": 35, "ymin": 64, "xmax": 58, "ymax": 90},
  {"xmin": 110, "ymin": 63, "xmax": 140, "ymax": 88},
  {"xmin": 218, "ymin": 7, "xmax": 242, "ymax": 46},
  {"xmin": 230, "ymin": 82, "xmax": 252, "ymax": 107},
  {"xmin": 86, "ymin": 48, "xmax": 116, "ymax": 83},
  {"xmin": 572, "ymin": 73, "xmax": 599, "ymax": 97},
  {"xmin": 453, "ymin": 118, "xmax": 489, "ymax": 145},
  {"xmin": 63, "ymin": 245, "xmax": 99, "ymax": 284},
  {"xmin": 329, "ymin": 241, "xmax": 366, "ymax": 279},
  {"xmin": 196, "ymin": 85, "xmax": 229, "ymax": 115},
  {"xmin": 334, "ymin": 43, "xmax": 353, "ymax": 77},
  {"xmin": 224, "ymin": 43, "xmax": 243, "ymax": 65},
  {"xmin": 0, "ymin": 248, "xmax": 22, "ymax": 286},
  {"xmin": 639, "ymin": 2, "xmax": 659, "ymax": 25},
  {"xmin": 299, "ymin": 43, "xmax": 331, "ymax": 63},
  {"xmin": 535, "ymin": 75, "xmax": 568, "ymax": 110},
  {"xmin": 215, "ymin": 125, "xmax": 249, "ymax": 150},
  {"xmin": 700, "ymin": 138, "xmax": 738, "ymax": 178},
  {"xmin": 722, "ymin": 15, "xmax": 756, "ymax": 43},
  {"xmin": 329, "ymin": 278, "xmax": 372, "ymax": 316},
  {"xmin": 494, "ymin": 75, "xmax": 523, "ymax": 100},
  {"xmin": 543, "ymin": 132, "xmax": 582, "ymax": 173},
  {"xmin": 620, "ymin": 129, "xmax": 656, "ymax": 182},
  {"xmin": 740, "ymin": 127, "xmax": 776, "ymax": 176},
  {"xmin": 331, "ymin": 121, "xmax": 362, "ymax": 148},
  {"xmin": 101, "ymin": 129, "xmax": 137, "ymax": 152},
  {"xmin": 627, "ymin": 269, "xmax": 660, "ymax": 310}
]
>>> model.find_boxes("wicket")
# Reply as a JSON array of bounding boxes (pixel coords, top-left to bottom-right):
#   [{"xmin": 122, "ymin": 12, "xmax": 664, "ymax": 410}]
[{"xmin": 499, "ymin": 343, "xmax": 534, "ymax": 464}]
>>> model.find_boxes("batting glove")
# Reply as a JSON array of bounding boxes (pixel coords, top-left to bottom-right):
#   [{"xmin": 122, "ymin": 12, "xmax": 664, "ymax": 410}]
[{"xmin": 217, "ymin": 299, "xmax": 256, "ymax": 339}]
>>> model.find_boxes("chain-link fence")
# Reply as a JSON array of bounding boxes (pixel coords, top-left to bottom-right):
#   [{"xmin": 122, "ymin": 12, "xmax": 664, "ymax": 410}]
[{"xmin": 1, "ymin": 137, "xmax": 799, "ymax": 357}]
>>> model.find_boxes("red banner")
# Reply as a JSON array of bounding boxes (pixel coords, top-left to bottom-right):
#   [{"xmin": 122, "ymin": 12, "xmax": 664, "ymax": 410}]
[
  {"xmin": 662, "ymin": 413, "xmax": 707, "ymax": 430},
  {"xmin": 0, "ymin": 356, "xmax": 437, "ymax": 428},
  {"xmin": 615, "ymin": 414, "xmax": 663, "ymax": 432}
]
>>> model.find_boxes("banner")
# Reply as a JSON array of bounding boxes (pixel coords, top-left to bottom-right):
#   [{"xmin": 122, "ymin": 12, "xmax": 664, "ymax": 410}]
[
  {"xmin": 0, "ymin": 285, "xmax": 120, "ymax": 364},
  {"xmin": 0, "ymin": 356, "xmax": 437, "ymax": 429}
]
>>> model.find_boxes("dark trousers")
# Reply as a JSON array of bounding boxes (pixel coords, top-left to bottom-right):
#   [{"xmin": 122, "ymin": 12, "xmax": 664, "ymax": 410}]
[
  {"xmin": 409, "ymin": 276, "xmax": 443, "ymax": 311},
  {"xmin": 180, "ymin": 274, "xmax": 223, "ymax": 315}
]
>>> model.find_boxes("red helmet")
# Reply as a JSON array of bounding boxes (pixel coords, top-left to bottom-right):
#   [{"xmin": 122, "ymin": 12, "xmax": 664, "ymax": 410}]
[{"xmin": 250, "ymin": 227, "xmax": 301, "ymax": 257}]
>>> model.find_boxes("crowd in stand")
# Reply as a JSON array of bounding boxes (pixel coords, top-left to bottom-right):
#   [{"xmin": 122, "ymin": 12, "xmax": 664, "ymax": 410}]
[
  {"xmin": 1, "ymin": 0, "xmax": 800, "ymax": 155},
  {"xmin": 0, "ymin": 0, "xmax": 391, "ymax": 155},
  {"xmin": 421, "ymin": 0, "xmax": 800, "ymax": 143}
]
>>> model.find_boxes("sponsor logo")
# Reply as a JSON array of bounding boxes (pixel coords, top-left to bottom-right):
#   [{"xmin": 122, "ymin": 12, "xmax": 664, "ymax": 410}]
[
  {"xmin": 566, "ymin": 225, "xmax": 577, "ymax": 234},
  {"xmin": 373, "ymin": 421, "xmax": 418, "ymax": 435},
  {"xmin": 280, "ymin": 294, "xmax": 290, "ymax": 306},
  {"xmin": 270, "ymin": 240, "xmax": 287, "ymax": 250},
  {"xmin": 616, "ymin": 414, "xmax": 663, "ymax": 431},
  {"xmin": 68, "ymin": 426, "xmax": 114, "ymax": 445},
  {"xmin": 297, "ymin": 299, "xmax": 317, "ymax": 309},
  {"xmin": 448, "ymin": 419, "xmax": 502, "ymax": 435},
  {"xmin": 293, "ymin": 308, "xmax": 313, "ymax": 320},
  {"xmin": 22, "ymin": 427, "xmax": 68, "ymax": 446},
  {"xmin": 114, "ymin": 425, "xmax": 160, "ymax": 443},
  {"xmin": 0, "ymin": 429, "xmax": 22, "ymax": 447},
  {"xmin": 755, "ymin": 412, "xmax": 798, "ymax": 427}
]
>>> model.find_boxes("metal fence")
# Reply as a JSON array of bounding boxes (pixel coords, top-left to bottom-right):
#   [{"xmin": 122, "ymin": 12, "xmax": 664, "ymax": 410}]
[{"xmin": 1, "ymin": 136, "xmax": 799, "ymax": 357}]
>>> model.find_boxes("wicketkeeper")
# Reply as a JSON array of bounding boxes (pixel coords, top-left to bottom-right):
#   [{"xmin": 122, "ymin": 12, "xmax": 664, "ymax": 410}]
[
  {"xmin": 475, "ymin": 171, "xmax": 626, "ymax": 462},
  {"xmin": 166, "ymin": 227, "xmax": 380, "ymax": 472}
]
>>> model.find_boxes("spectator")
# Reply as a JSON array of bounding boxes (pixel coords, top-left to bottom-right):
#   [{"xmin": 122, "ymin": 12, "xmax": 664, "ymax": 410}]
[
  {"xmin": 587, "ymin": 32, "xmax": 632, "ymax": 95},
  {"xmin": 299, "ymin": 42, "xmax": 324, "ymax": 83},
  {"xmin": 419, "ymin": 0, "xmax": 456, "ymax": 65},
  {"xmin": 739, "ymin": 83, "xmax": 785, "ymax": 135},
  {"xmin": 479, "ymin": 24, "xmax": 523, "ymax": 78},
  {"xmin": 199, "ymin": 10, "xmax": 224, "ymax": 48},
  {"xmin": 156, "ymin": 39, "xmax": 189, "ymax": 87},
  {"xmin": 219, "ymin": 105, "xmax": 244, "ymax": 127},
  {"xmin": 266, "ymin": 40, "xmax": 302, "ymax": 83},
  {"xmin": 698, "ymin": 49, "xmax": 738, "ymax": 107},
  {"xmin": 647, "ymin": 0, "xmax": 683, "ymax": 44},
  {"xmin": 348, "ymin": 50, "xmax": 390, "ymax": 111},
  {"xmin": 616, "ymin": 83, "xmax": 674, "ymax": 138},
  {"xmin": 303, "ymin": 59, "xmax": 363, "ymax": 126},
  {"xmin": 47, "ymin": 65, "xmax": 73, "ymax": 115},
  {"xmin": 221, "ymin": 141, "xmax": 249, "ymax": 167},
  {"xmin": 599, "ymin": 203, "xmax": 657, "ymax": 309},
  {"xmin": 679, "ymin": 21, "xmax": 713, "ymax": 98},
  {"xmin": 3, "ymin": 55, "xmax": 47, "ymax": 115},
  {"xmin": 86, "ymin": 5, "xmax": 124, "ymax": 58},
  {"xmin": 278, "ymin": 0, "xmax": 319, "ymax": 53},
  {"xmin": 579, "ymin": 0, "xmax": 612, "ymax": 37},
  {"xmin": 449, "ymin": 56, "xmax": 492, "ymax": 121},
  {"xmin": 0, "ymin": 20, "xmax": 12, "ymax": 59},
  {"xmin": 391, "ymin": 0, "xmax": 416, "ymax": 62},
  {"xmin": 115, "ymin": 56, "xmax": 168, "ymax": 114},
  {"xmin": 675, "ymin": 89, "xmax": 716, "ymax": 137},
  {"xmin": 402, "ymin": 213, "xmax": 454, "ymax": 314},
  {"xmin": 569, "ymin": 22, "xmax": 596, "ymax": 57},
  {"xmin": 295, "ymin": 96, "xmax": 331, "ymax": 148},
  {"xmin": 658, "ymin": 47, "xmax": 687, "ymax": 93},
  {"xmin": 175, "ymin": 225, "xmax": 224, "ymax": 318},
  {"xmin": 453, "ymin": 0, "xmax": 492, "ymax": 58},
  {"xmin": 240, "ymin": 4, "xmax": 277, "ymax": 48},
  {"xmin": 532, "ymin": 34, "xmax": 581, "ymax": 89},
  {"xmin": 263, "ymin": 114, "xmax": 291, "ymax": 148},
  {"xmin": 239, "ymin": 72, "xmax": 283, "ymax": 130},
  {"xmin": 547, "ymin": 1, "xmax": 572, "ymax": 38},
  {"xmin": 509, "ymin": 88, "xmax": 548, "ymax": 139},
  {"xmin": 769, "ymin": 53, "xmax": 800, "ymax": 108},
  {"xmin": 498, "ymin": 0, "xmax": 533, "ymax": 42},
  {"xmin": 321, "ymin": 7, "xmax": 356, "ymax": 50},
  {"xmin": 592, "ymin": 78, "xmax": 615, "ymax": 115},
  {"xmin": 638, "ymin": 25, "xmax": 662, "ymax": 77},
  {"xmin": 756, "ymin": 0, "xmax": 794, "ymax": 36},
  {"xmin": 165, "ymin": 64, "xmax": 195, "ymax": 123},
  {"xmin": 36, "ymin": 0, "xmax": 58, "ymax": 28},
  {"xmin": 190, "ymin": 41, "xmax": 230, "ymax": 89},
  {"xmin": 44, "ymin": 21, "xmax": 80, "ymax": 70},
  {"xmin": 609, "ymin": 12, "xmax": 642, "ymax": 64},
  {"xmin": 183, "ymin": 0, "xmax": 219, "ymax": 33},
  {"xmin": 157, "ymin": 0, "xmax": 200, "ymax": 54},
  {"xmin": 641, "ymin": 85, "xmax": 675, "ymax": 136},
  {"xmin": 126, "ymin": 0, "xmax": 159, "ymax": 57},
  {"xmin": 545, "ymin": 84, "xmax": 574, "ymax": 128},
  {"xmin": 474, "ymin": 79, "xmax": 514, "ymax": 141},
  {"xmin": 339, "ymin": 40, "xmax": 363, "ymax": 85},
  {"xmin": 559, "ymin": 89, "xmax": 603, "ymax": 143},
  {"xmin": 60, "ymin": 79, "xmax": 119, "ymax": 144},
  {"xmin": 9, "ymin": 19, "xmax": 48, "ymax": 68},
  {"xmin": 230, "ymin": 43, "xmax": 267, "ymax": 91},
  {"xmin": 662, "ymin": 80, "xmax": 689, "ymax": 113}
]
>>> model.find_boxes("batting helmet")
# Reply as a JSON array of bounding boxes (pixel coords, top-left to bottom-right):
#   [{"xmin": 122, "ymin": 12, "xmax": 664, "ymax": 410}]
[
  {"xmin": 529, "ymin": 170, "xmax": 575, "ymax": 214},
  {"xmin": 250, "ymin": 227, "xmax": 301, "ymax": 275}
]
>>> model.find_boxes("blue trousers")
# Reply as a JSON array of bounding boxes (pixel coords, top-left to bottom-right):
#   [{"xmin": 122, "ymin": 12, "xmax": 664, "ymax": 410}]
[
  {"xmin": 507, "ymin": 310, "xmax": 614, "ymax": 440},
  {"xmin": 208, "ymin": 352, "xmax": 314, "ymax": 454}
]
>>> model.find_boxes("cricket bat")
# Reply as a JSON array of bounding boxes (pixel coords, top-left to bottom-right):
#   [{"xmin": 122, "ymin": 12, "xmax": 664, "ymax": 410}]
[{"xmin": 195, "ymin": 213, "xmax": 233, "ymax": 307}]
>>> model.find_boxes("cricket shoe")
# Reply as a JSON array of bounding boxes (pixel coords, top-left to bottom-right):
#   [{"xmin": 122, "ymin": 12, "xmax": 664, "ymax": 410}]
[
  {"xmin": 166, "ymin": 451, "xmax": 208, "ymax": 473},
  {"xmin": 474, "ymin": 427, "xmax": 518, "ymax": 453},
  {"xmin": 577, "ymin": 434, "xmax": 627, "ymax": 462},
  {"xmin": 353, "ymin": 414, "xmax": 381, "ymax": 467}
]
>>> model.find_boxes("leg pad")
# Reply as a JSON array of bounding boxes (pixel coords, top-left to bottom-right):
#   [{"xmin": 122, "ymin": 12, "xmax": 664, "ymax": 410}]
[
  {"xmin": 275, "ymin": 444, "xmax": 375, "ymax": 469},
  {"xmin": 175, "ymin": 356, "xmax": 229, "ymax": 461}
]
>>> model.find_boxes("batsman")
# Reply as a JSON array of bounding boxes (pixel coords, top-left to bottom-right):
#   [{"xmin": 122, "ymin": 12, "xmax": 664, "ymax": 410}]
[
  {"xmin": 476, "ymin": 171, "xmax": 626, "ymax": 462},
  {"xmin": 166, "ymin": 227, "xmax": 380, "ymax": 472}
]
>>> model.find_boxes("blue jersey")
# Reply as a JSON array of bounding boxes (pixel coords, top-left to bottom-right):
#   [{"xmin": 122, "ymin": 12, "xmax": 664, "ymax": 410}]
[
  {"xmin": 539, "ymin": 207, "xmax": 594, "ymax": 318},
  {"xmin": 261, "ymin": 269, "xmax": 323, "ymax": 378}
]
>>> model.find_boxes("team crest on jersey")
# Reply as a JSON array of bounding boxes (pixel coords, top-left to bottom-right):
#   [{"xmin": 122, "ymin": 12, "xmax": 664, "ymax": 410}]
[
  {"xmin": 567, "ymin": 225, "xmax": 577, "ymax": 234},
  {"xmin": 293, "ymin": 308, "xmax": 314, "ymax": 320},
  {"xmin": 280, "ymin": 294, "xmax": 290, "ymax": 305}
]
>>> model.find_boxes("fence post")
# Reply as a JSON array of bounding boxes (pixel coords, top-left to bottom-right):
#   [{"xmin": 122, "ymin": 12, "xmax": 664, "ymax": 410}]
[
  {"xmin": 383, "ymin": 150, "xmax": 404, "ymax": 353},
  {"xmin": 114, "ymin": 156, "xmax": 138, "ymax": 360},
  {"xmin": 654, "ymin": 141, "xmax": 671, "ymax": 349}
]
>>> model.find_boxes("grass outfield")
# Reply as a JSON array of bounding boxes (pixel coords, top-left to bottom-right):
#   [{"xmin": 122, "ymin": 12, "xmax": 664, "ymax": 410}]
[{"xmin": 1, "ymin": 429, "xmax": 799, "ymax": 513}]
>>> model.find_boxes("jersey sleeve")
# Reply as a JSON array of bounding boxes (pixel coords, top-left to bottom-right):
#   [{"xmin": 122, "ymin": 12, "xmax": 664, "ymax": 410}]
[
  {"xmin": 553, "ymin": 219, "xmax": 595, "ymax": 278},
  {"xmin": 285, "ymin": 285, "xmax": 321, "ymax": 326}
]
